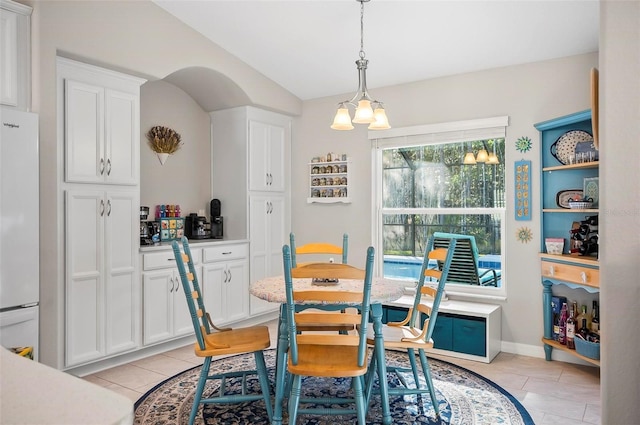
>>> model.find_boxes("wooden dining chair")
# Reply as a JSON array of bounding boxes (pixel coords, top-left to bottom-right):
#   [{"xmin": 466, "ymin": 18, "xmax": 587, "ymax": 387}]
[
  {"xmin": 289, "ymin": 232, "xmax": 353, "ymax": 333},
  {"xmin": 171, "ymin": 237, "xmax": 273, "ymax": 425},
  {"xmin": 365, "ymin": 236, "xmax": 457, "ymax": 419},
  {"xmin": 282, "ymin": 244, "xmax": 375, "ymax": 425},
  {"xmin": 290, "ymin": 232, "xmax": 348, "ymax": 268}
]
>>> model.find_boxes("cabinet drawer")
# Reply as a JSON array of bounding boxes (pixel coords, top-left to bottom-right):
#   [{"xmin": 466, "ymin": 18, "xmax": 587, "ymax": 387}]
[
  {"xmin": 540, "ymin": 260, "xmax": 599, "ymax": 287},
  {"xmin": 143, "ymin": 248, "xmax": 201, "ymax": 271},
  {"xmin": 203, "ymin": 244, "xmax": 248, "ymax": 263}
]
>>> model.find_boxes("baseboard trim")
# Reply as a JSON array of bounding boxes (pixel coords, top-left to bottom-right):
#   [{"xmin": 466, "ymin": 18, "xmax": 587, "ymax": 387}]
[{"xmin": 500, "ymin": 340, "xmax": 597, "ymax": 367}]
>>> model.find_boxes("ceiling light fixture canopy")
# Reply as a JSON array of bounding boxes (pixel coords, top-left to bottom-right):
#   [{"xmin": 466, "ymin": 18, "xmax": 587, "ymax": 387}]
[{"xmin": 331, "ymin": 0, "xmax": 390, "ymax": 131}]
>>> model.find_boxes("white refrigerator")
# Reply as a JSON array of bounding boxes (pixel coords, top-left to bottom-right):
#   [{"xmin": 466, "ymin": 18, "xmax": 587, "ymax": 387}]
[{"xmin": 0, "ymin": 107, "xmax": 39, "ymax": 360}]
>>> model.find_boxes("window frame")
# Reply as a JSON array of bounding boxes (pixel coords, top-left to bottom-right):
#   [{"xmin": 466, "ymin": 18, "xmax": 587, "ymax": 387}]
[{"xmin": 369, "ymin": 116, "xmax": 509, "ymax": 300}]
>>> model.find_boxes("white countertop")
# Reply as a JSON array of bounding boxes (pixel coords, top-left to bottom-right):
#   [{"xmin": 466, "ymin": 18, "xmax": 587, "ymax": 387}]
[
  {"xmin": 0, "ymin": 348, "xmax": 133, "ymax": 425},
  {"xmin": 139, "ymin": 238, "xmax": 249, "ymax": 252}
]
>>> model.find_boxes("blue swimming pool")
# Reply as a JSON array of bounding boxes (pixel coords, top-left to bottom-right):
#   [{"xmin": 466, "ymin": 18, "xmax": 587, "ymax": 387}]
[{"xmin": 384, "ymin": 255, "xmax": 502, "ymax": 286}]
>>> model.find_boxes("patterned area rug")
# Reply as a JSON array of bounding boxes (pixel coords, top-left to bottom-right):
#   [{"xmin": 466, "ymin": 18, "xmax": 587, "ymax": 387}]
[{"xmin": 134, "ymin": 349, "xmax": 534, "ymax": 424}]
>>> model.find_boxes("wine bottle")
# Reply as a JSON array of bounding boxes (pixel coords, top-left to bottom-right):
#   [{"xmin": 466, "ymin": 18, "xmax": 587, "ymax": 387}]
[
  {"xmin": 559, "ymin": 303, "xmax": 568, "ymax": 345},
  {"xmin": 566, "ymin": 304, "xmax": 576, "ymax": 349},
  {"xmin": 576, "ymin": 304, "xmax": 590, "ymax": 331},
  {"xmin": 591, "ymin": 300, "xmax": 600, "ymax": 334},
  {"xmin": 579, "ymin": 318, "xmax": 589, "ymax": 340}
]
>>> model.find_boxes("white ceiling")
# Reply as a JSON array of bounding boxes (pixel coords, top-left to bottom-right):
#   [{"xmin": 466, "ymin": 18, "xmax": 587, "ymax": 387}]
[{"xmin": 153, "ymin": 0, "xmax": 599, "ymax": 101}]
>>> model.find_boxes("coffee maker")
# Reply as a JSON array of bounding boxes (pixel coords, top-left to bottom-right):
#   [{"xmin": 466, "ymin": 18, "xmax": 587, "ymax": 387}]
[
  {"xmin": 210, "ymin": 199, "xmax": 223, "ymax": 239},
  {"xmin": 140, "ymin": 206, "xmax": 160, "ymax": 245},
  {"xmin": 185, "ymin": 213, "xmax": 211, "ymax": 239}
]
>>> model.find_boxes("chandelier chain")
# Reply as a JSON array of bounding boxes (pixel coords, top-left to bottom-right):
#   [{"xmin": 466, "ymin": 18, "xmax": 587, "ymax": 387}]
[{"xmin": 359, "ymin": 0, "xmax": 365, "ymax": 59}]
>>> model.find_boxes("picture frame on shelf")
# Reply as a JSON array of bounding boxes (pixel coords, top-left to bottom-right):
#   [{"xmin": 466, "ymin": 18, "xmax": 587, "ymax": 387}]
[{"xmin": 583, "ymin": 177, "xmax": 599, "ymax": 208}]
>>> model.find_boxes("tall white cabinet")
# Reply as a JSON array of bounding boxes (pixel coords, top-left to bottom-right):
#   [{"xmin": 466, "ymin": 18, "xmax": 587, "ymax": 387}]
[
  {"xmin": 210, "ymin": 107, "xmax": 291, "ymax": 317},
  {"xmin": 57, "ymin": 57, "xmax": 145, "ymax": 368}
]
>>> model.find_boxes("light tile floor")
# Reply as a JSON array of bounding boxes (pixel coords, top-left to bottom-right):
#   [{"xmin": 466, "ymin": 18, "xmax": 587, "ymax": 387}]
[{"xmin": 84, "ymin": 319, "xmax": 600, "ymax": 424}]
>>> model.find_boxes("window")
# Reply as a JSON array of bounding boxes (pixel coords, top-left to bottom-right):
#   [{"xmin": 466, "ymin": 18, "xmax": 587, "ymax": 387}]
[{"xmin": 370, "ymin": 117, "xmax": 508, "ymax": 299}]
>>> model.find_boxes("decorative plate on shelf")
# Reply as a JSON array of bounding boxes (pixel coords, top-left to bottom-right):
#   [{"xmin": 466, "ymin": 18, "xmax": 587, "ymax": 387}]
[
  {"xmin": 550, "ymin": 130, "xmax": 593, "ymax": 165},
  {"xmin": 556, "ymin": 189, "xmax": 584, "ymax": 209}
]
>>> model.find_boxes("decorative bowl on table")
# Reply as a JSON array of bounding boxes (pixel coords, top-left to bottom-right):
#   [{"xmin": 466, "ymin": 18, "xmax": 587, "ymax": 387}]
[{"xmin": 568, "ymin": 199, "xmax": 594, "ymax": 209}]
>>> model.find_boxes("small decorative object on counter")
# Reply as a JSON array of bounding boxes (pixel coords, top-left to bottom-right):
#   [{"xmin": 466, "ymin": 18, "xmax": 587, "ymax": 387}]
[
  {"xmin": 545, "ymin": 237, "xmax": 564, "ymax": 255},
  {"xmin": 157, "ymin": 217, "xmax": 185, "ymax": 241}
]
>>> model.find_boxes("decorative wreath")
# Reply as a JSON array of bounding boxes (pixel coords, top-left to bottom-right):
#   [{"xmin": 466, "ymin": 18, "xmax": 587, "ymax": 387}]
[{"xmin": 146, "ymin": 126, "xmax": 183, "ymax": 154}]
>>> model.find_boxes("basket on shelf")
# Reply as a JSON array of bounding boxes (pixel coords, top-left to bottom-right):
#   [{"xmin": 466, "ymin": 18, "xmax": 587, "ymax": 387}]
[
  {"xmin": 568, "ymin": 200, "xmax": 594, "ymax": 209},
  {"xmin": 574, "ymin": 337, "xmax": 600, "ymax": 360}
]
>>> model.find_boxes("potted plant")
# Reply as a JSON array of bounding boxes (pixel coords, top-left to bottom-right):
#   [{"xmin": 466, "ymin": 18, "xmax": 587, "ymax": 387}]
[{"xmin": 146, "ymin": 125, "xmax": 182, "ymax": 165}]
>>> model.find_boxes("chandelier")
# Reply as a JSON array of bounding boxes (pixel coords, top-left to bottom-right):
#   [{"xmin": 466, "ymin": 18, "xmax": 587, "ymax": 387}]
[
  {"xmin": 331, "ymin": 0, "xmax": 390, "ymax": 131},
  {"xmin": 463, "ymin": 144, "xmax": 500, "ymax": 165}
]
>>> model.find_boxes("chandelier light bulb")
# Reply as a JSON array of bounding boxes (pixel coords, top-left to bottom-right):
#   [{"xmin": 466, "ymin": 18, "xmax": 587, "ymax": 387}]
[
  {"xmin": 331, "ymin": 106, "xmax": 355, "ymax": 130},
  {"xmin": 463, "ymin": 152, "xmax": 477, "ymax": 165},
  {"xmin": 369, "ymin": 105, "xmax": 390, "ymax": 130},
  {"xmin": 353, "ymin": 99, "xmax": 375, "ymax": 123},
  {"xmin": 475, "ymin": 149, "xmax": 489, "ymax": 163},
  {"xmin": 487, "ymin": 152, "xmax": 500, "ymax": 164}
]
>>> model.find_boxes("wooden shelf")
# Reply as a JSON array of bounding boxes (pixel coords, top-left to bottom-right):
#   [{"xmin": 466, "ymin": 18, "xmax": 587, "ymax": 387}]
[
  {"xmin": 539, "ymin": 253, "xmax": 598, "ymax": 266},
  {"xmin": 541, "ymin": 337, "xmax": 600, "ymax": 366},
  {"xmin": 542, "ymin": 208, "xmax": 598, "ymax": 213},
  {"xmin": 543, "ymin": 161, "xmax": 599, "ymax": 172}
]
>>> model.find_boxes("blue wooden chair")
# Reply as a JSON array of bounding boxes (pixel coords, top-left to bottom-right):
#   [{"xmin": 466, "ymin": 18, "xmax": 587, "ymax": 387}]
[
  {"xmin": 282, "ymin": 244, "xmax": 375, "ymax": 425},
  {"xmin": 433, "ymin": 232, "xmax": 501, "ymax": 287},
  {"xmin": 365, "ymin": 236, "xmax": 456, "ymax": 419},
  {"xmin": 290, "ymin": 232, "xmax": 348, "ymax": 268},
  {"xmin": 171, "ymin": 237, "xmax": 273, "ymax": 425}
]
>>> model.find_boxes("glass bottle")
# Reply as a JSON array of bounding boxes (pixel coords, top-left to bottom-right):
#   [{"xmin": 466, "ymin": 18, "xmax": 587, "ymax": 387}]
[
  {"xmin": 566, "ymin": 304, "xmax": 576, "ymax": 349},
  {"xmin": 579, "ymin": 318, "xmax": 589, "ymax": 340},
  {"xmin": 558, "ymin": 303, "xmax": 568, "ymax": 345},
  {"xmin": 591, "ymin": 300, "xmax": 600, "ymax": 334},
  {"xmin": 576, "ymin": 304, "xmax": 590, "ymax": 331}
]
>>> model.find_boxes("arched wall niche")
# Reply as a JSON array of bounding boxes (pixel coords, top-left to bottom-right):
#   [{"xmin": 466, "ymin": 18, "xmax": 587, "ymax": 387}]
[{"xmin": 162, "ymin": 66, "xmax": 251, "ymax": 112}]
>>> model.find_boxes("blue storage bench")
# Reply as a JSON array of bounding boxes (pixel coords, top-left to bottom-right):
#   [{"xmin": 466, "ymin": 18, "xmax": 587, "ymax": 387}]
[{"xmin": 383, "ymin": 296, "xmax": 501, "ymax": 363}]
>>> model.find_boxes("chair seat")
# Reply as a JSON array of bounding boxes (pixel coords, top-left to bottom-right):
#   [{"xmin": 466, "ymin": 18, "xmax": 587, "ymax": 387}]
[
  {"xmin": 197, "ymin": 325, "xmax": 271, "ymax": 357},
  {"xmin": 287, "ymin": 344, "xmax": 368, "ymax": 378},
  {"xmin": 366, "ymin": 325, "xmax": 434, "ymax": 350}
]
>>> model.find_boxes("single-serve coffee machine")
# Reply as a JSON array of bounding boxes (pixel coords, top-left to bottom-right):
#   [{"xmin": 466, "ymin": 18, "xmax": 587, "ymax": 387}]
[
  {"xmin": 210, "ymin": 199, "xmax": 223, "ymax": 239},
  {"xmin": 185, "ymin": 213, "xmax": 211, "ymax": 239}
]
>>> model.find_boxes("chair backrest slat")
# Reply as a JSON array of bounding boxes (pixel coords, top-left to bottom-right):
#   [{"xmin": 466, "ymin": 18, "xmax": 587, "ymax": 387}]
[{"xmin": 290, "ymin": 232, "xmax": 349, "ymax": 268}]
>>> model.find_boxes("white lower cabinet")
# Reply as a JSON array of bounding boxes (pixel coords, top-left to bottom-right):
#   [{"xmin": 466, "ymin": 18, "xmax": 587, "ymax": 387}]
[
  {"xmin": 65, "ymin": 189, "xmax": 138, "ymax": 367},
  {"xmin": 141, "ymin": 248, "xmax": 201, "ymax": 345},
  {"xmin": 201, "ymin": 243, "xmax": 249, "ymax": 325},
  {"xmin": 249, "ymin": 195, "xmax": 285, "ymax": 316}
]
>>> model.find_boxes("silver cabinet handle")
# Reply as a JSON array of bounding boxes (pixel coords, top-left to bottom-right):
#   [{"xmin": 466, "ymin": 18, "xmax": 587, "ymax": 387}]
[
  {"xmin": 106, "ymin": 199, "xmax": 111, "ymax": 216},
  {"xmin": 100, "ymin": 158, "xmax": 105, "ymax": 175},
  {"xmin": 100, "ymin": 199, "xmax": 105, "ymax": 216},
  {"xmin": 228, "ymin": 269, "xmax": 232, "ymax": 283},
  {"xmin": 169, "ymin": 277, "xmax": 174, "ymax": 292},
  {"xmin": 106, "ymin": 158, "xmax": 112, "ymax": 176}
]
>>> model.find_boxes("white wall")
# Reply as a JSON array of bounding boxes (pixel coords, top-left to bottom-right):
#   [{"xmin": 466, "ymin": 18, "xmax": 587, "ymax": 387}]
[
  {"xmin": 140, "ymin": 80, "xmax": 212, "ymax": 217},
  {"xmin": 293, "ymin": 53, "xmax": 598, "ymax": 350},
  {"xmin": 600, "ymin": 1, "xmax": 640, "ymax": 423}
]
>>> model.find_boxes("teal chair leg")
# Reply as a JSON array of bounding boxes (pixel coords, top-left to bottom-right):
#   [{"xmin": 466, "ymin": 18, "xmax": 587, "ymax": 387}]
[
  {"xmin": 418, "ymin": 349, "xmax": 440, "ymax": 417},
  {"xmin": 253, "ymin": 350, "xmax": 273, "ymax": 421},
  {"xmin": 365, "ymin": 347, "xmax": 378, "ymax": 409},
  {"xmin": 407, "ymin": 348, "xmax": 422, "ymax": 389},
  {"xmin": 353, "ymin": 375, "xmax": 366, "ymax": 425},
  {"xmin": 190, "ymin": 356, "xmax": 212, "ymax": 425},
  {"xmin": 288, "ymin": 374, "xmax": 302, "ymax": 424}
]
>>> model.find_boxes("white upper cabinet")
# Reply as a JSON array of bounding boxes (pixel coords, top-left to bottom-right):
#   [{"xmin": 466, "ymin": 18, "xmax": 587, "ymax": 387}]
[
  {"xmin": 248, "ymin": 120, "xmax": 286, "ymax": 192},
  {"xmin": 58, "ymin": 57, "xmax": 144, "ymax": 185},
  {"xmin": 0, "ymin": 0, "xmax": 31, "ymax": 109}
]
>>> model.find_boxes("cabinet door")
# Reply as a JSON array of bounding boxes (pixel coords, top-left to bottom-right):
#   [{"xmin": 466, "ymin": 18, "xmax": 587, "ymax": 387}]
[
  {"xmin": 225, "ymin": 259, "xmax": 249, "ymax": 323},
  {"xmin": 201, "ymin": 262, "xmax": 227, "ymax": 326},
  {"xmin": 64, "ymin": 79, "xmax": 105, "ymax": 184},
  {"xmin": 0, "ymin": 8, "xmax": 18, "ymax": 106},
  {"xmin": 104, "ymin": 191, "xmax": 138, "ymax": 354},
  {"xmin": 248, "ymin": 121, "xmax": 271, "ymax": 191},
  {"xmin": 267, "ymin": 124, "xmax": 285, "ymax": 191},
  {"xmin": 172, "ymin": 271, "xmax": 195, "ymax": 337},
  {"xmin": 65, "ymin": 190, "xmax": 104, "ymax": 366},
  {"xmin": 249, "ymin": 195, "xmax": 270, "ymax": 283},
  {"xmin": 142, "ymin": 270, "xmax": 174, "ymax": 345},
  {"xmin": 105, "ymin": 89, "xmax": 138, "ymax": 185},
  {"xmin": 267, "ymin": 196, "xmax": 286, "ymax": 276}
]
